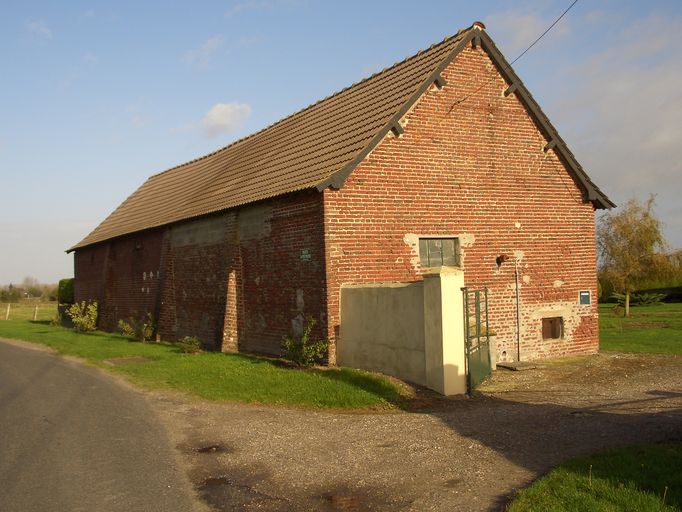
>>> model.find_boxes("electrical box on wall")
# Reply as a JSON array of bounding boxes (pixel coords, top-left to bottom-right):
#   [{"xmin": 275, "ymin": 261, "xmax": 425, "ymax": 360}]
[{"xmin": 579, "ymin": 290, "xmax": 591, "ymax": 305}]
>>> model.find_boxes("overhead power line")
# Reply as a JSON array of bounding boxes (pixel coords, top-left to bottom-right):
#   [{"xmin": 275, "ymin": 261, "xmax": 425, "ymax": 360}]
[
  {"xmin": 509, "ymin": 0, "xmax": 579, "ymax": 66},
  {"xmin": 447, "ymin": 0, "xmax": 580, "ymax": 112}
]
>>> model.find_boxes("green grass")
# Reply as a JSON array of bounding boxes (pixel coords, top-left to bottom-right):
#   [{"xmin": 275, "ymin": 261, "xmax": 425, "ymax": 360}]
[
  {"xmin": 509, "ymin": 443, "xmax": 682, "ymax": 512},
  {"xmin": 0, "ymin": 320, "xmax": 405, "ymax": 409},
  {"xmin": 0, "ymin": 301, "xmax": 58, "ymax": 321},
  {"xmin": 599, "ymin": 302, "xmax": 682, "ymax": 355}
]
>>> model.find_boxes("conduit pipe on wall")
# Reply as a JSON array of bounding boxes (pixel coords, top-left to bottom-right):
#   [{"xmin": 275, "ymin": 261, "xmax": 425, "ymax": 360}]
[{"xmin": 514, "ymin": 257, "xmax": 521, "ymax": 362}]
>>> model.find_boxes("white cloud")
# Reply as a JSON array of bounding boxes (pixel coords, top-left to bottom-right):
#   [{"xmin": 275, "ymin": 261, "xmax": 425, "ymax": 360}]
[
  {"xmin": 182, "ymin": 36, "xmax": 224, "ymax": 70},
  {"xmin": 225, "ymin": 1, "xmax": 274, "ymax": 18},
  {"xmin": 549, "ymin": 15, "xmax": 682, "ymax": 247},
  {"xmin": 202, "ymin": 102, "xmax": 252, "ymax": 138},
  {"xmin": 485, "ymin": 9, "xmax": 570, "ymax": 57},
  {"xmin": 26, "ymin": 20, "xmax": 52, "ymax": 39}
]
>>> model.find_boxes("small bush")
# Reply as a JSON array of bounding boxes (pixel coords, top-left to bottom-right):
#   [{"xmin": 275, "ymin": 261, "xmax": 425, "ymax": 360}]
[
  {"xmin": 67, "ymin": 301, "xmax": 98, "ymax": 332},
  {"xmin": 177, "ymin": 336, "xmax": 202, "ymax": 354},
  {"xmin": 610, "ymin": 291, "xmax": 667, "ymax": 307},
  {"xmin": 633, "ymin": 292, "xmax": 667, "ymax": 306},
  {"xmin": 281, "ymin": 317, "xmax": 328, "ymax": 367},
  {"xmin": 50, "ymin": 313, "xmax": 61, "ymax": 327},
  {"xmin": 118, "ymin": 312, "xmax": 155, "ymax": 342},
  {"xmin": 58, "ymin": 278, "xmax": 75, "ymax": 304},
  {"xmin": 610, "ymin": 292, "xmax": 627, "ymax": 306}
]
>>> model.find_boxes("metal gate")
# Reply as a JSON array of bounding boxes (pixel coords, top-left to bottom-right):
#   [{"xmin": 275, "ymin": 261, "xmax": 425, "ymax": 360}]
[{"xmin": 462, "ymin": 287, "xmax": 492, "ymax": 392}]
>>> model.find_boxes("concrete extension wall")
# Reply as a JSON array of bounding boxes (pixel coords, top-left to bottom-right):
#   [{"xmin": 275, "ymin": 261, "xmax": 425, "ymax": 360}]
[
  {"xmin": 339, "ymin": 282, "xmax": 426, "ymax": 386},
  {"xmin": 339, "ymin": 268, "xmax": 467, "ymax": 395}
]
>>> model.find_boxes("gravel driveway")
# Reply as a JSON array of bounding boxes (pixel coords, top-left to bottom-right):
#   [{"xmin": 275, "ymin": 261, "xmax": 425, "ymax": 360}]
[{"xmin": 148, "ymin": 352, "xmax": 682, "ymax": 512}]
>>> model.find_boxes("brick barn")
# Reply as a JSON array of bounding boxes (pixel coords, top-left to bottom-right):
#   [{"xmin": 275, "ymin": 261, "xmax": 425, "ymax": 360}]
[{"xmin": 69, "ymin": 22, "xmax": 612, "ymax": 366}]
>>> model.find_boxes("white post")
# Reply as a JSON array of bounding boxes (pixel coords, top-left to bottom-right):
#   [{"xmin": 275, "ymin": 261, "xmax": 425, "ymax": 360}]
[
  {"xmin": 5, "ymin": 303, "xmax": 10, "ymax": 321},
  {"xmin": 423, "ymin": 267, "xmax": 467, "ymax": 396},
  {"xmin": 33, "ymin": 305, "xmax": 38, "ymax": 321}
]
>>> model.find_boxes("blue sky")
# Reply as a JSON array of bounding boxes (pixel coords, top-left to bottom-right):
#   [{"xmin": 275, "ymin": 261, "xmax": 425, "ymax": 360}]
[{"xmin": 1, "ymin": 0, "xmax": 681, "ymax": 284}]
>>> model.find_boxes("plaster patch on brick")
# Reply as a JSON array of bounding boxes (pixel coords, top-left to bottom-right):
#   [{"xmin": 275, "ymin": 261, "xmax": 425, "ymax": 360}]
[
  {"xmin": 522, "ymin": 275, "xmax": 531, "ymax": 284},
  {"xmin": 171, "ymin": 214, "xmax": 228, "ymax": 247},
  {"xmin": 296, "ymin": 289, "xmax": 305, "ymax": 312},
  {"xmin": 237, "ymin": 204, "xmax": 272, "ymax": 241},
  {"xmin": 403, "ymin": 233, "xmax": 421, "ymax": 271},
  {"xmin": 553, "ymin": 280, "xmax": 564, "ymax": 288},
  {"xmin": 505, "ymin": 300, "xmax": 586, "ymax": 362}
]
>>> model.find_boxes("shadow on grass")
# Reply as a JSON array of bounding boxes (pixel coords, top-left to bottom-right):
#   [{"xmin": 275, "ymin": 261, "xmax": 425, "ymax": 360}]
[
  {"xmin": 556, "ymin": 443, "xmax": 682, "ymax": 510},
  {"xmin": 218, "ymin": 352, "xmax": 408, "ymax": 407},
  {"xmin": 313, "ymin": 367, "xmax": 406, "ymax": 406}
]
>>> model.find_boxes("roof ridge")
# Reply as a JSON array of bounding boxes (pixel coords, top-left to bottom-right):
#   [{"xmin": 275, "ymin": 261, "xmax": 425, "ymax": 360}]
[{"xmin": 149, "ymin": 25, "xmax": 474, "ymax": 180}]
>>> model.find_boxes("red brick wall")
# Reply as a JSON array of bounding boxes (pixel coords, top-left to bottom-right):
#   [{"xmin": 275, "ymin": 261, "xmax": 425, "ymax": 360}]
[
  {"xmin": 74, "ymin": 190, "xmax": 327, "ymax": 356},
  {"xmin": 74, "ymin": 243, "xmax": 108, "ymax": 306},
  {"xmin": 233, "ymin": 191, "xmax": 327, "ymax": 356},
  {"xmin": 323, "ymin": 44, "xmax": 599, "ymax": 363},
  {"xmin": 157, "ymin": 219, "xmax": 230, "ymax": 349},
  {"xmin": 74, "ymin": 230, "xmax": 164, "ymax": 332}
]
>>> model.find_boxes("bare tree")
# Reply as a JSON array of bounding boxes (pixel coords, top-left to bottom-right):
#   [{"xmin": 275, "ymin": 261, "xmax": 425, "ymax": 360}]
[{"xmin": 597, "ymin": 196, "xmax": 668, "ymax": 316}]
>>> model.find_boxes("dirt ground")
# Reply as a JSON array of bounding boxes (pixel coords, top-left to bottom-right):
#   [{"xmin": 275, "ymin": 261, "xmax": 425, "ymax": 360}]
[{"xmin": 148, "ymin": 352, "xmax": 682, "ymax": 512}]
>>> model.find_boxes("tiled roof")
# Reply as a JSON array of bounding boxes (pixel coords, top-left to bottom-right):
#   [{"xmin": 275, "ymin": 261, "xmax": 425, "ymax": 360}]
[{"xmin": 70, "ymin": 24, "xmax": 611, "ymax": 251}]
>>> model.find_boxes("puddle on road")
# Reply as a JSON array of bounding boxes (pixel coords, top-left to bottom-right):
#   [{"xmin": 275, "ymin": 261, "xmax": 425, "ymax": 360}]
[{"xmin": 196, "ymin": 443, "xmax": 229, "ymax": 454}]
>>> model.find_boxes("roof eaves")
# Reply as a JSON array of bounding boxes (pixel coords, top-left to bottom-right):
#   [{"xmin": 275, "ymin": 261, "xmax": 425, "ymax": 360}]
[
  {"xmin": 477, "ymin": 31, "xmax": 615, "ymax": 209},
  {"xmin": 315, "ymin": 27, "xmax": 478, "ymax": 192}
]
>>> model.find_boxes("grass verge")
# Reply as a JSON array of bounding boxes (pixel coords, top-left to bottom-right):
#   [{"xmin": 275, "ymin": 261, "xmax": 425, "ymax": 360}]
[
  {"xmin": 0, "ymin": 320, "xmax": 406, "ymax": 409},
  {"xmin": 599, "ymin": 302, "xmax": 682, "ymax": 355},
  {"xmin": 0, "ymin": 301, "xmax": 57, "ymax": 321},
  {"xmin": 509, "ymin": 443, "xmax": 682, "ymax": 512}
]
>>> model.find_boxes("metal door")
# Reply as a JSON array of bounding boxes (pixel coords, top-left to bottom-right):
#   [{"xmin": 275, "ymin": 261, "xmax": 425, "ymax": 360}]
[{"xmin": 462, "ymin": 287, "xmax": 492, "ymax": 392}]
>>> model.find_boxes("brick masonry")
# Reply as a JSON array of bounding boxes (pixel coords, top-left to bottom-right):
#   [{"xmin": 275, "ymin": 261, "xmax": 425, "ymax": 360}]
[
  {"xmin": 75, "ymin": 191, "xmax": 327, "ymax": 355},
  {"xmin": 323, "ymin": 44, "xmax": 598, "ymax": 363},
  {"xmin": 75, "ymin": 42, "xmax": 599, "ymax": 363}
]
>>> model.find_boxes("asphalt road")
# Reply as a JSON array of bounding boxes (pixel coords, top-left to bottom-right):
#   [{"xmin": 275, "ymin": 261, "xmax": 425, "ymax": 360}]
[{"xmin": 0, "ymin": 340, "xmax": 204, "ymax": 512}]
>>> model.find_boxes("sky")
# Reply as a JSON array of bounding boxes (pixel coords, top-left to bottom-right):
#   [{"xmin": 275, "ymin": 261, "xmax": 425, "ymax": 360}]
[{"xmin": 1, "ymin": 0, "xmax": 681, "ymax": 284}]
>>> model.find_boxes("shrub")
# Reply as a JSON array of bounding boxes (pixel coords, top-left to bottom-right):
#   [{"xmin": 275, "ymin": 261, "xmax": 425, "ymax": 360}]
[
  {"xmin": 633, "ymin": 292, "xmax": 667, "ymax": 306},
  {"xmin": 118, "ymin": 312, "xmax": 155, "ymax": 342},
  {"xmin": 58, "ymin": 278, "xmax": 75, "ymax": 304},
  {"xmin": 281, "ymin": 317, "xmax": 328, "ymax": 367},
  {"xmin": 67, "ymin": 301, "xmax": 98, "ymax": 332},
  {"xmin": 177, "ymin": 336, "xmax": 202, "ymax": 354},
  {"xmin": 611, "ymin": 291, "xmax": 667, "ymax": 307},
  {"xmin": 610, "ymin": 292, "xmax": 627, "ymax": 306}
]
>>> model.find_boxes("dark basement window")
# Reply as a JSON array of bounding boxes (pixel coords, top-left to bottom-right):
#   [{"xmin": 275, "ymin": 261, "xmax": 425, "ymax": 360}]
[
  {"xmin": 542, "ymin": 317, "xmax": 563, "ymax": 340},
  {"xmin": 419, "ymin": 238, "xmax": 460, "ymax": 268}
]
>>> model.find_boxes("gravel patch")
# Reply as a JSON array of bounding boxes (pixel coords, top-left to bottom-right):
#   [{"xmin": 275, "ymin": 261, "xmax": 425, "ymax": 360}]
[{"xmin": 148, "ymin": 352, "xmax": 682, "ymax": 511}]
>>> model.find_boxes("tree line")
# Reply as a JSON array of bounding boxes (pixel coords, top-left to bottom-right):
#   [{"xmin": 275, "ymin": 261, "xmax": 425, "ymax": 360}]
[{"xmin": 0, "ymin": 277, "xmax": 58, "ymax": 303}]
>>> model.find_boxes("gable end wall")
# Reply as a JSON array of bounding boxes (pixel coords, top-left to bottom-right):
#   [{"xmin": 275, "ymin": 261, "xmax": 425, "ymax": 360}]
[{"xmin": 323, "ymin": 43, "xmax": 599, "ymax": 363}]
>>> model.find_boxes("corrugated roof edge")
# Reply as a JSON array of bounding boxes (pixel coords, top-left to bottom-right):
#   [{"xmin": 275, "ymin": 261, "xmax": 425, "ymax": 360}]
[
  {"xmin": 67, "ymin": 25, "xmax": 477, "ymax": 253},
  {"xmin": 68, "ymin": 22, "xmax": 613, "ymax": 252},
  {"xmin": 67, "ymin": 179, "xmax": 320, "ymax": 252},
  {"xmin": 145, "ymin": 26, "xmax": 476, "ymax": 181}
]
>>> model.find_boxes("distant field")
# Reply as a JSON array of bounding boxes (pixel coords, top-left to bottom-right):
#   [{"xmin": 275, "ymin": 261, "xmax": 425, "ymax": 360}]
[
  {"xmin": 0, "ymin": 302, "xmax": 58, "ymax": 322},
  {"xmin": 599, "ymin": 302, "xmax": 682, "ymax": 355}
]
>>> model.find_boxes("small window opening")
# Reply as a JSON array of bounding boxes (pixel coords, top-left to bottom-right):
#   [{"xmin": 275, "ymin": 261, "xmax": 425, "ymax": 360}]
[
  {"xmin": 542, "ymin": 317, "xmax": 563, "ymax": 340},
  {"xmin": 419, "ymin": 238, "xmax": 460, "ymax": 268}
]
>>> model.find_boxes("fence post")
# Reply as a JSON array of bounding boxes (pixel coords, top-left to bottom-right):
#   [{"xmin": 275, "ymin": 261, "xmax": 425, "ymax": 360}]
[
  {"xmin": 33, "ymin": 305, "xmax": 38, "ymax": 321},
  {"xmin": 4, "ymin": 303, "xmax": 10, "ymax": 321}
]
